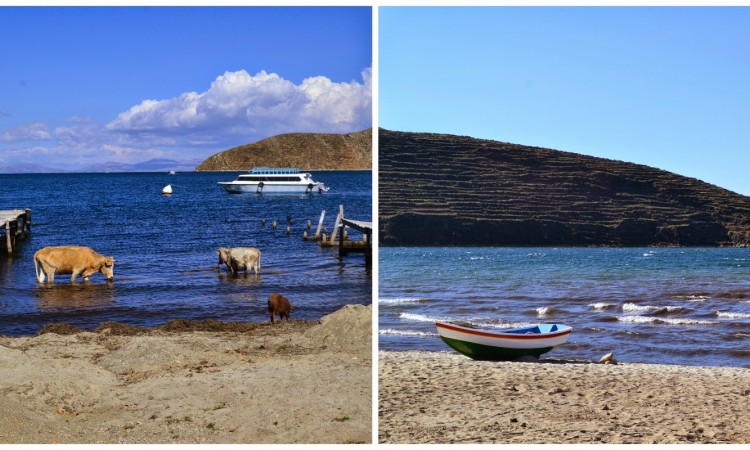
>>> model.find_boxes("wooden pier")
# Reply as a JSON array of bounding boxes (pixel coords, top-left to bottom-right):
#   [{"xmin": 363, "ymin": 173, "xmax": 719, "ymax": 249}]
[
  {"xmin": 1, "ymin": 209, "xmax": 31, "ymax": 256},
  {"xmin": 324, "ymin": 205, "xmax": 372, "ymax": 264}
]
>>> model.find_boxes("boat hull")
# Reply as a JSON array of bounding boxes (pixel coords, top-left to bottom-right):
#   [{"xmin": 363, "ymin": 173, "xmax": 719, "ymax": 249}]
[
  {"xmin": 217, "ymin": 182, "xmax": 324, "ymax": 194},
  {"xmin": 435, "ymin": 321, "xmax": 572, "ymax": 361}
]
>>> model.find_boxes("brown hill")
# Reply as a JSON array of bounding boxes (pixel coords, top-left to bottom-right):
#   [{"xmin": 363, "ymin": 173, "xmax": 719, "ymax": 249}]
[
  {"xmin": 379, "ymin": 129, "xmax": 750, "ymax": 247},
  {"xmin": 196, "ymin": 129, "xmax": 372, "ymax": 171}
]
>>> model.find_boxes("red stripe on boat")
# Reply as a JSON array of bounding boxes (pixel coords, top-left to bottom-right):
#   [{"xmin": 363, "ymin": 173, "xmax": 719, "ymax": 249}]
[{"xmin": 436, "ymin": 322, "xmax": 572, "ymax": 340}]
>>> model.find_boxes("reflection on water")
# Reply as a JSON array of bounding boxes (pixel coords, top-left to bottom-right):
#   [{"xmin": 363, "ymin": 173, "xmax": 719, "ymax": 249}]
[{"xmin": 35, "ymin": 283, "xmax": 115, "ymax": 309}]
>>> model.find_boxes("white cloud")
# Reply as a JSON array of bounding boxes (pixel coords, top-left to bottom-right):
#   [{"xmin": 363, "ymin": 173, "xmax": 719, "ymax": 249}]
[
  {"xmin": 0, "ymin": 68, "xmax": 372, "ymax": 171},
  {"xmin": 106, "ymin": 68, "xmax": 372, "ymax": 139},
  {"xmin": 0, "ymin": 122, "xmax": 52, "ymax": 142}
]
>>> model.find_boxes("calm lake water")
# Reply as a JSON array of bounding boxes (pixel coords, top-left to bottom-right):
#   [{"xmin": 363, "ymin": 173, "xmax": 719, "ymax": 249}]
[
  {"xmin": 379, "ymin": 247, "xmax": 750, "ymax": 368},
  {"xmin": 0, "ymin": 171, "xmax": 371, "ymax": 336}
]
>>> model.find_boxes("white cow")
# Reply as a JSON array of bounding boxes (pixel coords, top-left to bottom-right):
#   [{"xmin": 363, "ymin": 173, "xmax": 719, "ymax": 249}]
[
  {"xmin": 34, "ymin": 246, "xmax": 115, "ymax": 283},
  {"xmin": 217, "ymin": 247, "xmax": 261, "ymax": 277}
]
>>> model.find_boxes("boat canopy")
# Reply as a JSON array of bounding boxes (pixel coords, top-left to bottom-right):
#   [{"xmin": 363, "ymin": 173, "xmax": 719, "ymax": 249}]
[{"xmin": 250, "ymin": 167, "xmax": 300, "ymax": 175}]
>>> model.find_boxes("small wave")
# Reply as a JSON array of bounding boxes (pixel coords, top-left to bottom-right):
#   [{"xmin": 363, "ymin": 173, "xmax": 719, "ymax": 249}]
[
  {"xmin": 535, "ymin": 307, "xmax": 553, "ymax": 317},
  {"xmin": 670, "ymin": 292, "xmax": 711, "ymax": 301},
  {"xmin": 720, "ymin": 332, "xmax": 750, "ymax": 341},
  {"xmin": 617, "ymin": 316, "xmax": 717, "ymax": 326},
  {"xmin": 716, "ymin": 311, "xmax": 750, "ymax": 320},
  {"xmin": 716, "ymin": 292, "xmax": 749, "ymax": 299},
  {"xmin": 622, "ymin": 303, "xmax": 659, "ymax": 312},
  {"xmin": 651, "ymin": 306, "xmax": 688, "ymax": 316},
  {"xmin": 481, "ymin": 321, "xmax": 539, "ymax": 330},
  {"xmin": 379, "ymin": 297, "xmax": 425, "ymax": 305},
  {"xmin": 588, "ymin": 302, "xmax": 617, "ymax": 311},
  {"xmin": 379, "ymin": 328, "xmax": 437, "ymax": 337},
  {"xmin": 527, "ymin": 252, "xmax": 546, "ymax": 258},
  {"xmin": 402, "ymin": 313, "xmax": 537, "ymax": 331},
  {"xmin": 399, "ymin": 312, "xmax": 442, "ymax": 323},
  {"xmin": 612, "ymin": 329, "xmax": 654, "ymax": 338},
  {"xmin": 621, "ymin": 303, "xmax": 685, "ymax": 314}
]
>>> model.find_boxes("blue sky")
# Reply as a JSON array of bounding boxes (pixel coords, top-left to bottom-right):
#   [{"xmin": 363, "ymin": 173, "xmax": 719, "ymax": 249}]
[
  {"xmin": 380, "ymin": 7, "xmax": 750, "ymax": 196},
  {"xmin": 0, "ymin": 6, "xmax": 372, "ymax": 171}
]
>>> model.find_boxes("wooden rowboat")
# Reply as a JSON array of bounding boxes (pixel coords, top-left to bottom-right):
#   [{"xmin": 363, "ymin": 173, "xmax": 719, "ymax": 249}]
[{"xmin": 435, "ymin": 321, "xmax": 572, "ymax": 361}]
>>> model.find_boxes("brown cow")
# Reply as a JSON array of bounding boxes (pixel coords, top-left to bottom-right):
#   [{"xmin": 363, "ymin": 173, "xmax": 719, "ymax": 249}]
[
  {"xmin": 268, "ymin": 292, "xmax": 292, "ymax": 323},
  {"xmin": 34, "ymin": 246, "xmax": 115, "ymax": 283}
]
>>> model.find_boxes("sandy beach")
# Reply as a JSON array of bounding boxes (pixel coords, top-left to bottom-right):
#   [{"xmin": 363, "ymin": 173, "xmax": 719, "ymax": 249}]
[
  {"xmin": 0, "ymin": 304, "xmax": 371, "ymax": 444},
  {"xmin": 379, "ymin": 350, "xmax": 750, "ymax": 444}
]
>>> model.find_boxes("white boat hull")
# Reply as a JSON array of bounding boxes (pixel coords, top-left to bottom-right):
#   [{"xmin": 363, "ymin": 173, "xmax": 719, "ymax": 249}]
[
  {"xmin": 435, "ymin": 321, "xmax": 572, "ymax": 360},
  {"xmin": 218, "ymin": 181, "xmax": 326, "ymax": 194}
]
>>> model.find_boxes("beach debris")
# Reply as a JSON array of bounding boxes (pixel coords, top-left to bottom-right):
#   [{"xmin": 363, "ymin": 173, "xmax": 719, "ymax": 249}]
[
  {"xmin": 599, "ymin": 352, "xmax": 617, "ymax": 364},
  {"xmin": 162, "ymin": 184, "xmax": 173, "ymax": 195}
]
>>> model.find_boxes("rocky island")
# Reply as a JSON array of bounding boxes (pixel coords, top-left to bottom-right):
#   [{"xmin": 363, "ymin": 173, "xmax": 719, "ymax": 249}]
[
  {"xmin": 379, "ymin": 129, "xmax": 750, "ymax": 247},
  {"xmin": 196, "ymin": 129, "xmax": 372, "ymax": 171}
]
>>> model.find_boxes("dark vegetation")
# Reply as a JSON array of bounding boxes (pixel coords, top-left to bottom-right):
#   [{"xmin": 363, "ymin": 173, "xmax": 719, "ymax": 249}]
[
  {"xmin": 379, "ymin": 129, "xmax": 750, "ymax": 247},
  {"xmin": 196, "ymin": 129, "xmax": 372, "ymax": 171},
  {"xmin": 36, "ymin": 319, "xmax": 316, "ymax": 336}
]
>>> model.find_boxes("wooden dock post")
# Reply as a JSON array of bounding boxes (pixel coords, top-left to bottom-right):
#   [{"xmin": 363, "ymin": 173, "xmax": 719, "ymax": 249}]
[
  {"xmin": 5, "ymin": 220, "xmax": 12, "ymax": 255},
  {"xmin": 1, "ymin": 209, "xmax": 31, "ymax": 256},
  {"xmin": 315, "ymin": 210, "xmax": 326, "ymax": 238},
  {"xmin": 329, "ymin": 205, "xmax": 344, "ymax": 246}
]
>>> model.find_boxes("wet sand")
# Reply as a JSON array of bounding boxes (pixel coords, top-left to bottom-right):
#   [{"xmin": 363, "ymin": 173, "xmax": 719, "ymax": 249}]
[
  {"xmin": 379, "ymin": 350, "xmax": 750, "ymax": 444},
  {"xmin": 0, "ymin": 304, "xmax": 371, "ymax": 444}
]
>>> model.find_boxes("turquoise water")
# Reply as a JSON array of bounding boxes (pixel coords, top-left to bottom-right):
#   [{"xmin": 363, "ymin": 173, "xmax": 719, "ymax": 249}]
[
  {"xmin": 379, "ymin": 247, "xmax": 750, "ymax": 368},
  {"xmin": 0, "ymin": 171, "xmax": 371, "ymax": 335}
]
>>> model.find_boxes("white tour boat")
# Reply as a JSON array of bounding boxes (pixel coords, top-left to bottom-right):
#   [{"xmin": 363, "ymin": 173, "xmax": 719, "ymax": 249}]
[{"xmin": 217, "ymin": 167, "xmax": 329, "ymax": 194}]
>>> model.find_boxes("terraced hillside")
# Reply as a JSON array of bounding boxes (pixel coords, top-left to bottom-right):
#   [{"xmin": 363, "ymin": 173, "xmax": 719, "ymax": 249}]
[
  {"xmin": 196, "ymin": 128, "xmax": 372, "ymax": 171},
  {"xmin": 379, "ymin": 129, "xmax": 750, "ymax": 247}
]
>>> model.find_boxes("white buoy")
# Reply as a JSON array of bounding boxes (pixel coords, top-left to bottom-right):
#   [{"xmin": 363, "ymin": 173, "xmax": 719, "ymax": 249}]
[{"xmin": 162, "ymin": 184, "xmax": 173, "ymax": 195}]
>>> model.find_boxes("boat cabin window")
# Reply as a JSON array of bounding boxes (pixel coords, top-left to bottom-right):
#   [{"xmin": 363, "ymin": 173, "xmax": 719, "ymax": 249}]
[{"xmin": 237, "ymin": 176, "xmax": 304, "ymax": 182}]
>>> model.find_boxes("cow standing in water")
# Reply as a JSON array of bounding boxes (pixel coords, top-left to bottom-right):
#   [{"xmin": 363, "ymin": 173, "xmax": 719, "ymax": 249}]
[
  {"xmin": 34, "ymin": 246, "xmax": 115, "ymax": 283},
  {"xmin": 217, "ymin": 247, "xmax": 261, "ymax": 277}
]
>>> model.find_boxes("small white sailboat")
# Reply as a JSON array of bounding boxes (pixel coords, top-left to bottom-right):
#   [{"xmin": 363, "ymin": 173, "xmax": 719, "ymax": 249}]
[{"xmin": 162, "ymin": 184, "xmax": 173, "ymax": 195}]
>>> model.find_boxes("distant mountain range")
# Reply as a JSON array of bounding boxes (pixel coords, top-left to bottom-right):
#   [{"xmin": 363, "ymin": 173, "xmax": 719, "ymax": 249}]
[
  {"xmin": 1, "ymin": 129, "xmax": 372, "ymax": 174},
  {"xmin": 196, "ymin": 129, "xmax": 372, "ymax": 171},
  {"xmin": 0, "ymin": 158, "xmax": 201, "ymax": 174},
  {"xmin": 380, "ymin": 129, "xmax": 750, "ymax": 247}
]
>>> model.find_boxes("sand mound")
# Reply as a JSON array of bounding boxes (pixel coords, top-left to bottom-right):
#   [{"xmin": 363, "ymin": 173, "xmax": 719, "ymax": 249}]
[
  {"xmin": 305, "ymin": 304, "xmax": 372, "ymax": 357},
  {"xmin": 0, "ymin": 304, "xmax": 372, "ymax": 444}
]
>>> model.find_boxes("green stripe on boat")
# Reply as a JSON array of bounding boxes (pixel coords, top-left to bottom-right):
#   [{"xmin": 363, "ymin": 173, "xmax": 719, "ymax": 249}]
[{"xmin": 439, "ymin": 336, "xmax": 554, "ymax": 361}]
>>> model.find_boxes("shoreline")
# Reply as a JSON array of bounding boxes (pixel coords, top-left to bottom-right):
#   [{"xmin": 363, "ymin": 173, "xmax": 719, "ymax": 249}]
[
  {"xmin": 0, "ymin": 305, "xmax": 372, "ymax": 444},
  {"xmin": 379, "ymin": 350, "xmax": 750, "ymax": 444}
]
